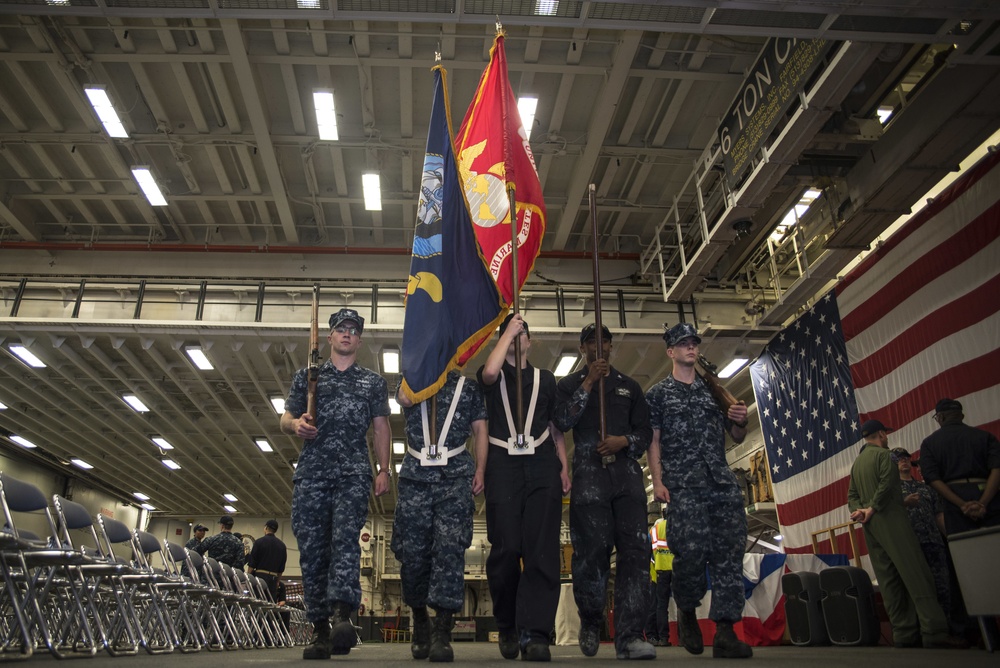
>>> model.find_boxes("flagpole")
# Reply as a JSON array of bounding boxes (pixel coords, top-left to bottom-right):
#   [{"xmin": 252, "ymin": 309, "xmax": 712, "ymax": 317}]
[
  {"xmin": 588, "ymin": 184, "xmax": 608, "ymax": 447},
  {"xmin": 495, "ymin": 22, "xmax": 526, "ymax": 445}
]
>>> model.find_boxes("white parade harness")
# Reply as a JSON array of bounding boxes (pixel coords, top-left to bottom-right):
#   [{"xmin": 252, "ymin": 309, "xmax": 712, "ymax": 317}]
[
  {"xmin": 487, "ymin": 368, "xmax": 549, "ymax": 455},
  {"xmin": 408, "ymin": 377, "xmax": 468, "ymax": 466}
]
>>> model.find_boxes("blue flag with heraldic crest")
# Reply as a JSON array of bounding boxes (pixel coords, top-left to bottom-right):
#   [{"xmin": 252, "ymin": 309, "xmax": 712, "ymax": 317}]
[{"xmin": 400, "ymin": 66, "xmax": 505, "ymax": 404}]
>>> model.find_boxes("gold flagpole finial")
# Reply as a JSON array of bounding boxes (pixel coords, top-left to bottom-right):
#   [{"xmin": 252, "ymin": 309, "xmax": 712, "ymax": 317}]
[
  {"xmin": 495, "ymin": 16, "xmax": 503, "ymax": 36},
  {"xmin": 435, "ymin": 50, "xmax": 442, "ymax": 63}
]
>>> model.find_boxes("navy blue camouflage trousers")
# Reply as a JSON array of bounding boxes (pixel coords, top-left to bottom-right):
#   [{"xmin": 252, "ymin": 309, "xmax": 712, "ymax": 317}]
[
  {"xmin": 292, "ymin": 475, "xmax": 370, "ymax": 622},
  {"xmin": 391, "ymin": 476, "xmax": 474, "ymax": 612},
  {"xmin": 570, "ymin": 457, "xmax": 649, "ymax": 650},
  {"xmin": 667, "ymin": 484, "xmax": 746, "ymax": 622}
]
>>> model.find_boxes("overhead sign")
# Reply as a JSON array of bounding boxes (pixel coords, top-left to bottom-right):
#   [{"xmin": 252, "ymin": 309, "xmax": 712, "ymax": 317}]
[{"xmin": 719, "ymin": 37, "xmax": 834, "ymax": 189}]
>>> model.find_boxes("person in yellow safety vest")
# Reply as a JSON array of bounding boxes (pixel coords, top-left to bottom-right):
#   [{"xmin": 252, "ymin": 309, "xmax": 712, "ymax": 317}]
[{"xmin": 644, "ymin": 511, "xmax": 673, "ymax": 647}]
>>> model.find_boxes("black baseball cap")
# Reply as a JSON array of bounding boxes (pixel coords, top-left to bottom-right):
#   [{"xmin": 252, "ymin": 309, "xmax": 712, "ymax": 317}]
[
  {"xmin": 860, "ymin": 419, "xmax": 892, "ymax": 438},
  {"xmin": 498, "ymin": 312, "xmax": 529, "ymax": 338},
  {"xmin": 218, "ymin": 515, "xmax": 235, "ymax": 527},
  {"xmin": 580, "ymin": 323, "xmax": 612, "ymax": 344},
  {"xmin": 193, "ymin": 524, "xmax": 208, "ymax": 532},
  {"xmin": 934, "ymin": 398, "xmax": 962, "ymax": 415}
]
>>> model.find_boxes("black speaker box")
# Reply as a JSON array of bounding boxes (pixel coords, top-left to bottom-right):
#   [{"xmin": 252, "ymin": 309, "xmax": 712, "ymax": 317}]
[
  {"xmin": 819, "ymin": 566, "xmax": 879, "ymax": 646},
  {"xmin": 782, "ymin": 571, "xmax": 829, "ymax": 646}
]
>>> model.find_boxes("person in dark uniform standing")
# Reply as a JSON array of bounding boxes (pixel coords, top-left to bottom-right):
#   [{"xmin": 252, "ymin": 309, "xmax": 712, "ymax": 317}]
[
  {"xmin": 477, "ymin": 313, "xmax": 570, "ymax": 662},
  {"xmin": 645, "ymin": 322, "xmax": 751, "ymax": 659},
  {"xmin": 848, "ymin": 419, "xmax": 964, "ymax": 649},
  {"xmin": 918, "ymin": 398, "xmax": 1000, "ymax": 534},
  {"xmin": 391, "ymin": 371, "xmax": 488, "ymax": 662},
  {"xmin": 281, "ymin": 307, "xmax": 392, "ymax": 660},
  {"xmin": 248, "ymin": 519, "xmax": 288, "ymax": 602},
  {"xmin": 554, "ymin": 323, "xmax": 655, "ymax": 661},
  {"xmin": 194, "ymin": 515, "xmax": 245, "ymax": 570}
]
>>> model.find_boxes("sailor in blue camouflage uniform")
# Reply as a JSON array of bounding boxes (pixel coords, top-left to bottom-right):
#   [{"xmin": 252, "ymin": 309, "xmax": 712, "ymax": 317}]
[
  {"xmin": 281, "ymin": 308, "xmax": 392, "ymax": 660},
  {"xmin": 553, "ymin": 323, "xmax": 655, "ymax": 661},
  {"xmin": 893, "ymin": 447, "xmax": 956, "ymax": 633},
  {"xmin": 645, "ymin": 322, "xmax": 752, "ymax": 659},
  {"xmin": 391, "ymin": 371, "xmax": 488, "ymax": 662},
  {"xmin": 185, "ymin": 524, "xmax": 207, "ymax": 551},
  {"xmin": 194, "ymin": 515, "xmax": 245, "ymax": 570}
]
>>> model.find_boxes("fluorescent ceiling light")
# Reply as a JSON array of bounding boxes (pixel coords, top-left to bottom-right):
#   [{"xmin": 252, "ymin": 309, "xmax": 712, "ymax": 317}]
[
  {"xmin": 270, "ymin": 396, "xmax": 285, "ymax": 414},
  {"xmin": 255, "ymin": 438, "xmax": 274, "ymax": 453},
  {"xmin": 161, "ymin": 458, "xmax": 181, "ymax": 470},
  {"xmin": 535, "ymin": 0, "xmax": 558, "ymax": 15},
  {"xmin": 123, "ymin": 394, "xmax": 150, "ymax": 412},
  {"xmin": 83, "ymin": 85, "xmax": 128, "ymax": 138},
  {"xmin": 133, "ymin": 492, "xmax": 150, "ymax": 501},
  {"xmin": 388, "ymin": 397, "xmax": 401, "ymax": 415},
  {"xmin": 392, "ymin": 440, "xmax": 405, "ymax": 455},
  {"xmin": 362, "ymin": 172, "xmax": 381, "ymax": 211},
  {"xmin": 394, "ymin": 462, "xmax": 402, "ymax": 473},
  {"xmin": 10, "ymin": 435, "xmax": 38, "ymax": 449},
  {"xmin": 876, "ymin": 106, "xmax": 893, "ymax": 124},
  {"xmin": 0, "ymin": 401, "xmax": 7, "ymax": 410},
  {"xmin": 47, "ymin": 0, "xmax": 71, "ymax": 5},
  {"xmin": 802, "ymin": 188, "xmax": 821, "ymax": 201},
  {"xmin": 184, "ymin": 346, "xmax": 214, "ymax": 370},
  {"xmin": 517, "ymin": 96, "xmax": 538, "ymax": 139},
  {"xmin": 223, "ymin": 493, "xmax": 238, "ymax": 502},
  {"xmin": 382, "ymin": 348, "xmax": 400, "ymax": 374},
  {"xmin": 131, "ymin": 167, "xmax": 168, "ymax": 206},
  {"xmin": 151, "ymin": 437, "xmax": 174, "ymax": 450},
  {"xmin": 773, "ymin": 534, "xmax": 784, "ymax": 541},
  {"xmin": 9, "ymin": 344, "xmax": 46, "ymax": 368},
  {"xmin": 313, "ymin": 89, "xmax": 339, "ymax": 140},
  {"xmin": 223, "ymin": 504, "xmax": 237, "ymax": 513},
  {"xmin": 553, "ymin": 353, "xmax": 578, "ymax": 377},
  {"xmin": 70, "ymin": 458, "xmax": 94, "ymax": 470},
  {"xmin": 141, "ymin": 503, "xmax": 156, "ymax": 511},
  {"xmin": 717, "ymin": 357, "xmax": 750, "ymax": 379},
  {"xmin": 298, "ymin": 0, "xmax": 321, "ymax": 7}
]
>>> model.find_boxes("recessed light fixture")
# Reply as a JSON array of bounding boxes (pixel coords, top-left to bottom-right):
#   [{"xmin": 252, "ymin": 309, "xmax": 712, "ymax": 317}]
[
  {"xmin": 534, "ymin": 0, "xmax": 559, "ymax": 16},
  {"xmin": 70, "ymin": 458, "xmax": 94, "ymax": 470},
  {"xmin": 270, "ymin": 396, "xmax": 285, "ymax": 414},
  {"xmin": 223, "ymin": 505, "xmax": 237, "ymax": 513},
  {"xmin": 83, "ymin": 85, "xmax": 128, "ymax": 138},
  {"xmin": 392, "ymin": 441, "xmax": 405, "ymax": 455},
  {"xmin": 362, "ymin": 172, "xmax": 382, "ymax": 211},
  {"xmin": 717, "ymin": 358, "xmax": 750, "ymax": 379},
  {"xmin": 394, "ymin": 462, "xmax": 402, "ymax": 473},
  {"xmin": 255, "ymin": 438, "xmax": 274, "ymax": 453},
  {"xmin": 183, "ymin": 346, "xmax": 214, "ymax": 370},
  {"xmin": 10, "ymin": 435, "xmax": 38, "ymax": 449},
  {"xmin": 151, "ymin": 437, "xmax": 174, "ymax": 450},
  {"xmin": 141, "ymin": 503, "xmax": 156, "ymax": 511},
  {"xmin": 388, "ymin": 397, "xmax": 401, "ymax": 415},
  {"xmin": 123, "ymin": 394, "xmax": 150, "ymax": 412},
  {"xmin": 133, "ymin": 492, "xmax": 150, "ymax": 501},
  {"xmin": 223, "ymin": 493, "xmax": 238, "ymax": 503},
  {"xmin": 0, "ymin": 400, "xmax": 7, "ymax": 409},
  {"xmin": 131, "ymin": 167, "xmax": 168, "ymax": 206},
  {"xmin": 9, "ymin": 344, "xmax": 46, "ymax": 368},
  {"xmin": 553, "ymin": 354, "xmax": 578, "ymax": 377},
  {"xmin": 382, "ymin": 347, "xmax": 400, "ymax": 374},
  {"xmin": 313, "ymin": 89, "xmax": 339, "ymax": 140},
  {"xmin": 161, "ymin": 458, "xmax": 181, "ymax": 470},
  {"xmin": 517, "ymin": 96, "xmax": 538, "ymax": 139}
]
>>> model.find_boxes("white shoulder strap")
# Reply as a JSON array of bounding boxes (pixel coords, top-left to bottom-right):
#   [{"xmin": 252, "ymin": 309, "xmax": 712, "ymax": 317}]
[
  {"xmin": 488, "ymin": 368, "xmax": 549, "ymax": 455},
  {"xmin": 409, "ymin": 377, "xmax": 468, "ymax": 467}
]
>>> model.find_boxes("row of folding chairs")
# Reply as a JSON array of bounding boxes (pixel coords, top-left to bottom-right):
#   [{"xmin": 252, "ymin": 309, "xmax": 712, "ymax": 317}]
[{"xmin": 1, "ymin": 471, "xmax": 309, "ymax": 659}]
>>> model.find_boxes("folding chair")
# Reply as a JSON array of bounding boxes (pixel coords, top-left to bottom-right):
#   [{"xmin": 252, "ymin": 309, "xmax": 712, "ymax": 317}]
[
  {"xmin": 0, "ymin": 472, "xmax": 49, "ymax": 660},
  {"xmin": 127, "ymin": 529, "xmax": 180, "ymax": 653},
  {"xmin": 185, "ymin": 550, "xmax": 239, "ymax": 651},
  {"xmin": 0, "ymin": 474, "xmax": 100, "ymax": 659}
]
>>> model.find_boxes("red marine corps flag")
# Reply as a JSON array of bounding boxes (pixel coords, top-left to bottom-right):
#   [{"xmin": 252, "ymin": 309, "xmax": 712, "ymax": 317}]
[{"xmin": 456, "ymin": 30, "xmax": 546, "ymax": 310}]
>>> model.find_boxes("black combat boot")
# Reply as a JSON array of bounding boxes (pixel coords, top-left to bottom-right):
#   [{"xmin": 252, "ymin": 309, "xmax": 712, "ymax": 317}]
[
  {"xmin": 712, "ymin": 620, "xmax": 752, "ymax": 659},
  {"xmin": 303, "ymin": 619, "xmax": 332, "ymax": 660},
  {"xmin": 329, "ymin": 601, "xmax": 357, "ymax": 655},
  {"xmin": 578, "ymin": 620, "xmax": 600, "ymax": 657},
  {"xmin": 411, "ymin": 606, "xmax": 431, "ymax": 660},
  {"xmin": 678, "ymin": 609, "xmax": 704, "ymax": 655},
  {"xmin": 428, "ymin": 609, "xmax": 454, "ymax": 663},
  {"xmin": 498, "ymin": 628, "xmax": 520, "ymax": 660}
]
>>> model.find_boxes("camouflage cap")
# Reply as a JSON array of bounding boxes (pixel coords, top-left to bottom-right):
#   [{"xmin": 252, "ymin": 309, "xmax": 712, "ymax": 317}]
[
  {"xmin": 663, "ymin": 322, "xmax": 702, "ymax": 347},
  {"xmin": 329, "ymin": 308, "xmax": 365, "ymax": 333}
]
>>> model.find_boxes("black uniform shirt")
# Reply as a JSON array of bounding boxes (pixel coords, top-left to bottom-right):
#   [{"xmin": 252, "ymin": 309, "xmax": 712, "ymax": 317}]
[
  {"xmin": 919, "ymin": 422, "xmax": 1000, "ymax": 483},
  {"xmin": 477, "ymin": 360, "xmax": 557, "ymax": 451},
  {"xmin": 247, "ymin": 533, "xmax": 287, "ymax": 574}
]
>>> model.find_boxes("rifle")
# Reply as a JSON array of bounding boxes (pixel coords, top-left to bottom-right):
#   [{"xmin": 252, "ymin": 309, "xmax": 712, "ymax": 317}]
[
  {"xmin": 306, "ymin": 284, "xmax": 320, "ymax": 423},
  {"xmin": 696, "ymin": 354, "xmax": 740, "ymax": 414}
]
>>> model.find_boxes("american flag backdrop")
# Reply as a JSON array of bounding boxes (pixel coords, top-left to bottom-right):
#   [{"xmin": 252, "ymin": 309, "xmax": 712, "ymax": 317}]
[{"xmin": 750, "ymin": 149, "xmax": 1000, "ymax": 559}]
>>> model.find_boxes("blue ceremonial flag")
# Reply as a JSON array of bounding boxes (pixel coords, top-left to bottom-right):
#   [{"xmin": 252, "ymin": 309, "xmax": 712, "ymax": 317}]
[{"xmin": 400, "ymin": 66, "xmax": 506, "ymax": 403}]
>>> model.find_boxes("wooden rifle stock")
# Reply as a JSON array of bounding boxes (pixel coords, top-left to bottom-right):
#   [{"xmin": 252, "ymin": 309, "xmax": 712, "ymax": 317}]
[
  {"xmin": 306, "ymin": 285, "xmax": 320, "ymax": 423},
  {"xmin": 697, "ymin": 354, "xmax": 739, "ymax": 413}
]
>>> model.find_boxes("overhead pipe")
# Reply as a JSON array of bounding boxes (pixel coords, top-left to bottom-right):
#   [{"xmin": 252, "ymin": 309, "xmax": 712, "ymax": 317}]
[{"xmin": 0, "ymin": 240, "xmax": 640, "ymax": 261}]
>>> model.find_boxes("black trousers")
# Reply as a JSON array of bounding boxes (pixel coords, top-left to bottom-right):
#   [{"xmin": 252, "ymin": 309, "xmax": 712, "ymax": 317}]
[{"xmin": 484, "ymin": 445, "xmax": 562, "ymax": 643}]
